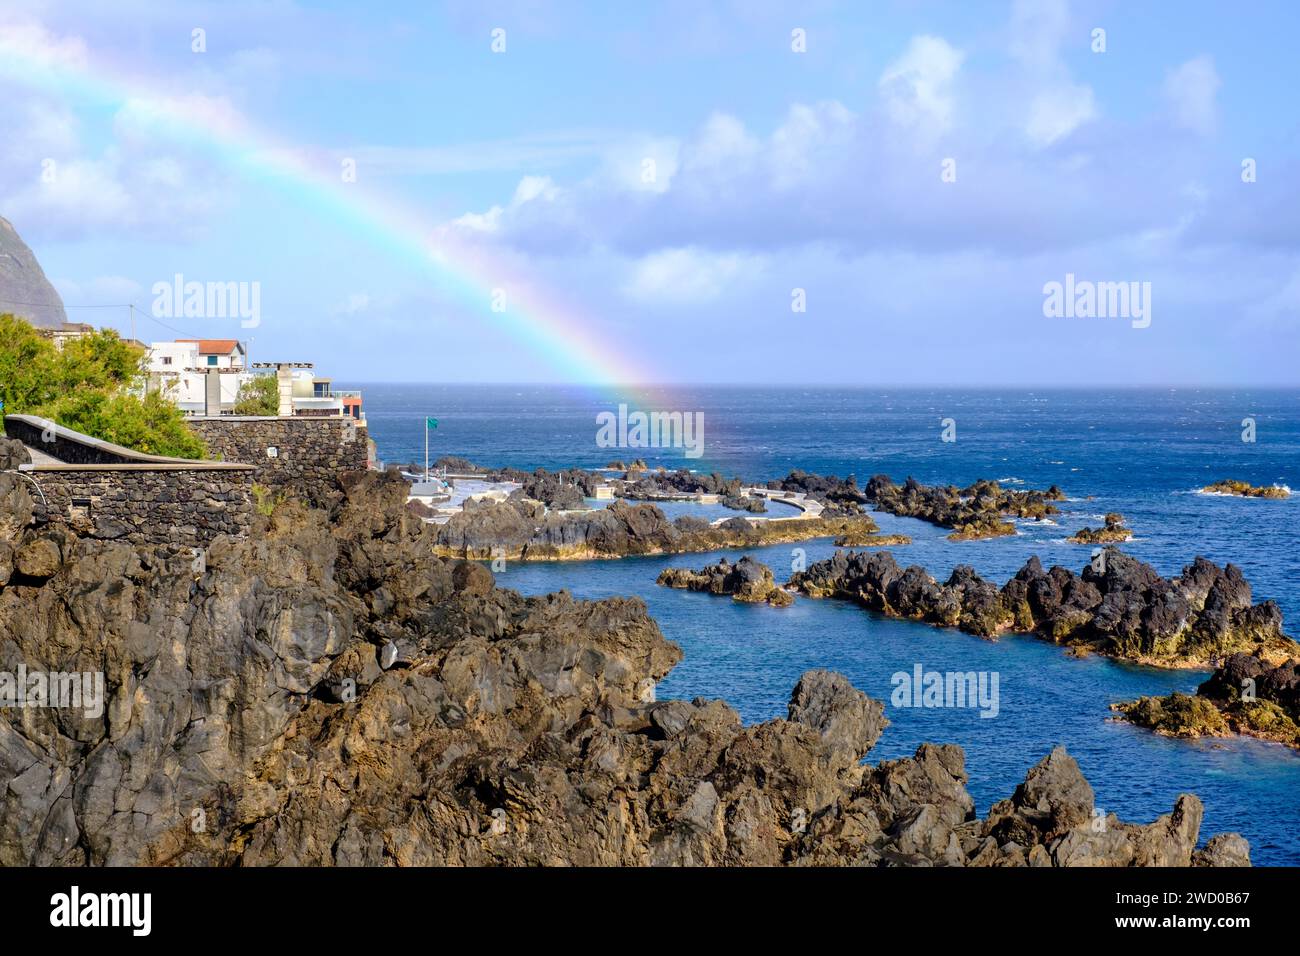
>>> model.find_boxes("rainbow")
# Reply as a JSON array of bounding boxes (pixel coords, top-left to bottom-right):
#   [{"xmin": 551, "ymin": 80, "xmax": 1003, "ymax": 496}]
[{"xmin": 0, "ymin": 21, "xmax": 666, "ymax": 398}]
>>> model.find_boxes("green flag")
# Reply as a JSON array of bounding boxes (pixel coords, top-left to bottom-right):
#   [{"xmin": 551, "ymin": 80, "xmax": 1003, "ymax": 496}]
[{"xmin": 426, "ymin": 417, "xmax": 438, "ymax": 428}]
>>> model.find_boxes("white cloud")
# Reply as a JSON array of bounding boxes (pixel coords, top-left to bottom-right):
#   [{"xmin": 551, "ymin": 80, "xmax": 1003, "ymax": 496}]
[
  {"xmin": 622, "ymin": 247, "xmax": 763, "ymax": 304},
  {"xmin": 1004, "ymin": 0, "xmax": 1099, "ymax": 148},
  {"xmin": 0, "ymin": 20, "xmax": 227, "ymax": 240},
  {"xmin": 2, "ymin": 101, "xmax": 79, "ymax": 165},
  {"xmin": 770, "ymin": 101, "xmax": 855, "ymax": 188},
  {"xmin": 879, "ymin": 35, "xmax": 964, "ymax": 133},
  {"xmin": 1164, "ymin": 55, "xmax": 1220, "ymax": 136},
  {"xmin": 600, "ymin": 136, "xmax": 681, "ymax": 193},
  {"xmin": 7, "ymin": 159, "xmax": 133, "ymax": 228},
  {"xmin": 683, "ymin": 113, "xmax": 760, "ymax": 173},
  {"xmin": 513, "ymin": 175, "xmax": 558, "ymax": 204},
  {"xmin": 450, "ymin": 175, "xmax": 561, "ymax": 235},
  {"xmin": 0, "ymin": 15, "xmax": 88, "ymax": 69},
  {"xmin": 453, "ymin": 206, "xmax": 503, "ymax": 234},
  {"xmin": 1026, "ymin": 83, "xmax": 1097, "ymax": 146},
  {"xmin": 1008, "ymin": 0, "xmax": 1070, "ymax": 71}
]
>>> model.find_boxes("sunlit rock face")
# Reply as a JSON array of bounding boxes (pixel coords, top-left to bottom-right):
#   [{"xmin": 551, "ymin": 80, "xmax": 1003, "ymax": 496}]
[{"xmin": 0, "ymin": 216, "xmax": 67, "ymax": 328}]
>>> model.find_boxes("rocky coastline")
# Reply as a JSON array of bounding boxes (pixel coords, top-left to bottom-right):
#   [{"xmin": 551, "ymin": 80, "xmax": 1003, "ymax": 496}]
[
  {"xmin": 789, "ymin": 546, "xmax": 1295, "ymax": 668},
  {"xmin": 864, "ymin": 475, "xmax": 1065, "ymax": 541},
  {"xmin": 1201, "ymin": 479, "xmax": 1290, "ymax": 499},
  {"xmin": 0, "ymin": 468, "xmax": 1250, "ymax": 865},
  {"xmin": 657, "ymin": 556, "xmax": 794, "ymax": 606},
  {"xmin": 1067, "ymin": 512, "xmax": 1133, "ymax": 544},
  {"xmin": 1115, "ymin": 652, "xmax": 1300, "ymax": 749},
  {"xmin": 415, "ymin": 464, "xmax": 1085, "ymax": 558},
  {"xmin": 432, "ymin": 497, "xmax": 891, "ymax": 561}
]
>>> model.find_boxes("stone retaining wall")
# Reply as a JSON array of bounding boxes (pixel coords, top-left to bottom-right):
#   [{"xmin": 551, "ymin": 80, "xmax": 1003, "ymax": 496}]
[
  {"xmin": 25, "ymin": 466, "xmax": 255, "ymax": 548},
  {"xmin": 187, "ymin": 417, "xmax": 370, "ymax": 505}
]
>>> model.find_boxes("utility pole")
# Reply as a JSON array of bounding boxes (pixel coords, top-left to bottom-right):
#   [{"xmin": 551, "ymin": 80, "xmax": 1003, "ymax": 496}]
[{"xmin": 128, "ymin": 303, "xmax": 137, "ymax": 343}]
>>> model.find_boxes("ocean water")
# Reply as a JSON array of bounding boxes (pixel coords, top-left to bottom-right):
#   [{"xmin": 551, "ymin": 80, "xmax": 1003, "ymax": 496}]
[{"xmin": 352, "ymin": 384, "xmax": 1300, "ymax": 864}]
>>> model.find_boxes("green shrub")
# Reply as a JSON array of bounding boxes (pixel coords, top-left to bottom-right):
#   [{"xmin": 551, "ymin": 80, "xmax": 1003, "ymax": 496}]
[
  {"xmin": 0, "ymin": 314, "xmax": 207, "ymax": 459},
  {"xmin": 232, "ymin": 374, "xmax": 279, "ymax": 416},
  {"xmin": 251, "ymin": 483, "xmax": 285, "ymax": 516}
]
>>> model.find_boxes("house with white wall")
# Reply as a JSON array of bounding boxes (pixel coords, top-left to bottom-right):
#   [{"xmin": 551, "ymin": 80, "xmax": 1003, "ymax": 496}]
[
  {"xmin": 146, "ymin": 339, "xmax": 248, "ymax": 412},
  {"xmin": 145, "ymin": 339, "xmax": 363, "ymax": 422}
]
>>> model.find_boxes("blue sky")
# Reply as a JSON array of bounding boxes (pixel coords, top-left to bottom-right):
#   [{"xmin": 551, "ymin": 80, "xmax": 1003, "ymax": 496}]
[{"xmin": 2, "ymin": 0, "xmax": 1298, "ymax": 385}]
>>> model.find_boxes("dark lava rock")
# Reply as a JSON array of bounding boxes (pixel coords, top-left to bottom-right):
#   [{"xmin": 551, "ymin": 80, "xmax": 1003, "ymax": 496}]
[
  {"xmin": 767, "ymin": 470, "xmax": 868, "ymax": 516},
  {"xmin": 1117, "ymin": 651, "xmax": 1300, "ymax": 750},
  {"xmin": 0, "ymin": 468, "xmax": 1249, "ymax": 866},
  {"xmin": 0, "ymin": 437, "xmax": 32, "ymax": 472},
  {"xmin": 865, "ymin": 474, "xmax": 1062, "ymax": 539},
  {"xmin": 451, "ymin": 560, "xmax": 495, "ymax": 595},
  {"xmin": 657, "ymin": 555, "xmax": 791, "ymax": 605},
  {"xmin": 720, "ymin": 493, "xmax": 766, "ymax": 513},
  {"xmin": 791, "ymin": 546, "xmax": 1294, "ymax": 667}
]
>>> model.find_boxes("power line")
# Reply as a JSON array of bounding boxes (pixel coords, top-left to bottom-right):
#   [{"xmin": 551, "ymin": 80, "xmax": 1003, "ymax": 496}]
[
  {"xmin": 0, "ymin": 299, "xmax": 193, "ymax": 337},
  {"xmin": 0, "ymin": 299, "xmax": 128, "ymax": 308}
]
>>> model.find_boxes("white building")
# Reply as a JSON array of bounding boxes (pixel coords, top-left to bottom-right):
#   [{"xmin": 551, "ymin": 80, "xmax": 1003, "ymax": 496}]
[
  {"xmin": 146, "ymin": 339, "xmax": 247, "ymax": 412},
  {"xmin": 145, "ymin": 339, "xmax": 363, "ymax": 423}
]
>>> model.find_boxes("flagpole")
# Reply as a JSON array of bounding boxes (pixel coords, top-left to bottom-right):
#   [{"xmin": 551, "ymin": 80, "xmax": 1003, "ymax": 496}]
[{"xmin": 425, "ymin": 418, "xmax": 429, "ymax": 483}]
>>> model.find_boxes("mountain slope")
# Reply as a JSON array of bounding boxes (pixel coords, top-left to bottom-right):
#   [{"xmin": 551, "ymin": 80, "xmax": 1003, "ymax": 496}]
[{"xmin": 0, "ymin": 215, "xmax": 66, "ymax": 328}]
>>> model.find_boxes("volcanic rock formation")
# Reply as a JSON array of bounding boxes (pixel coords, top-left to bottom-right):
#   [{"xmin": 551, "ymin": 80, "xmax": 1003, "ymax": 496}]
[
  {"xmin": 0, "ymin": 470, "xmax": 1249, "ymax": 866},
  {"xmin": 790, "ymin": 547, "xmax": 1295, "ymax": 667},
  {"xmin": 657, "ymin": 556, "xmax": 793, "ymax": 606}
]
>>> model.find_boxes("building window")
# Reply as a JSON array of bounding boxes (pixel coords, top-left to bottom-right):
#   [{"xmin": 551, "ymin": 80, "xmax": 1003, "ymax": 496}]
[
  {"xmin": 162, "ymin": 356, "xmax": 172, "ymax": 365},
  {"xmin": 207, "ymin": 355, "xmax": 218, "ymax": 366}
]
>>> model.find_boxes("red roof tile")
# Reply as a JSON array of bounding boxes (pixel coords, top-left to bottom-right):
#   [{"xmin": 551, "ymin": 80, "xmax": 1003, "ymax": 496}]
[{"xmin": 177, "ymin": 338, "xmax": 243, "ymax": 354}]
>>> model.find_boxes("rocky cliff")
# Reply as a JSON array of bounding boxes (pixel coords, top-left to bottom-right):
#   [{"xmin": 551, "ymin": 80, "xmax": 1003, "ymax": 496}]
[
  {"xmin": 0, "ymin": 470, "xmax": 1249, "ymax": 865},
  {"xmin": 0, "ymin": 215, "xmax": 66, "ymax": 328}
]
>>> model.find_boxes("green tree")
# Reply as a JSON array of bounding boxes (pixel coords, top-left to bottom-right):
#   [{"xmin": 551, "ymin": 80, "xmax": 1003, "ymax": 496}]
[
  {"xmin": 0, "ymin": 313, "xmax": 60, "ymax": 411},
  {"xmin": 41, "ymin": 388, "xmax": 208, "ymax": 459},
  {"xmin": 231, "ymin": 373, "xmax": 279, "ymax": 415},
  {"xmin": 0, "ymin": 314, "xmax": 207, "ymax": 459}
]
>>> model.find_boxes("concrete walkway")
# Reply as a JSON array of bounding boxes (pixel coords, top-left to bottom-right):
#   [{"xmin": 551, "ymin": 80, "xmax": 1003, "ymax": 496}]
[
  {"xmin": 22, "ymin": 444, "xmax": 62, "ymax": 466},
  {"xmin": 741, "ymin": 488, "xmax": 824, "ymax": 518}
]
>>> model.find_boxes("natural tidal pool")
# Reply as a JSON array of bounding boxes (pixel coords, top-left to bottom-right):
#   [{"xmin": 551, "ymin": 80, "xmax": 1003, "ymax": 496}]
[
  {"xmin": 502, "ymin": 534, "xmax": 1300, "ymax": 866},
  {"xmin": 361, "ymin": 384, "xmax": 1300, "ymax": 864}
]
